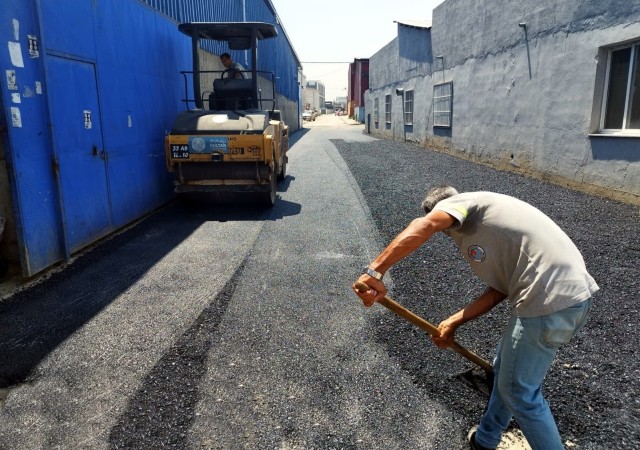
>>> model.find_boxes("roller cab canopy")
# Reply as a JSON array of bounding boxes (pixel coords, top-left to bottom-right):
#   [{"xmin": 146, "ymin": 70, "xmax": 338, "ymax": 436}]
[
  {"xmin": 179, "ymin": 22, "xmax": 278, "ymax": 109},
  {"xmin": 178, "ymin": 22, "xmax": 278, "ymax": 49}
]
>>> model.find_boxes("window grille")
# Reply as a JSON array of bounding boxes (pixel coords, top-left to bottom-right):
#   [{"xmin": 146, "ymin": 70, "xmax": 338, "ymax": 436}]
[
  {"xmin": 404, "ymin": 90, "xmax": 414, "ymax": 125},
  {"xmin": 433, "ymin": 82, "xmax": 453, "ymax": 128},
  {"xmin": 385, "ymin": 94, "xmax": 392, "ymax": 124}
]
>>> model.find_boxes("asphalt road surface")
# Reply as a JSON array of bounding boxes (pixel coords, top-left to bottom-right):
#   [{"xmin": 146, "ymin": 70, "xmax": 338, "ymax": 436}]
[
  {"xmin": 0, "ymin": 113, "xmax": 636, "ymax": 449},
  {"xmin": 0, "ymin": 115, "xmax": 442, "ymax": 449}
]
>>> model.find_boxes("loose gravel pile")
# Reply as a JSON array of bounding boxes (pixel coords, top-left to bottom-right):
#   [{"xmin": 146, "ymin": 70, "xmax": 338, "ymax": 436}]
[{"xmin": 334, "ymin": 138, "xmax": 640, "ymax": 450}]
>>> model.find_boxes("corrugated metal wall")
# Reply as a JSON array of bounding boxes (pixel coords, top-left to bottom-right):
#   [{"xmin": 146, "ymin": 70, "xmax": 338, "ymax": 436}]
[
  {"xmin": 141, "ymin": 0, "xmax": 241, "ymax": 56},
  {"xmin": 142, "ymin": 0, "xmax": 242, "ymax": 22},
  {"xmin": 244, "ymin": 1, "xmax": 300, "ymax": 101},
  {"xmin": 143, "ymin": 0, "xmax": 240, "ymax": 23}
]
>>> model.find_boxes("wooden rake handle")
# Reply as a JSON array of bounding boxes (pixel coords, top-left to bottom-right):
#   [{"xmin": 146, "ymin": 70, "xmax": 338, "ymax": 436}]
[{"xmin": 354, "ymin": 281, "xmax": 493, "ymax": 373}]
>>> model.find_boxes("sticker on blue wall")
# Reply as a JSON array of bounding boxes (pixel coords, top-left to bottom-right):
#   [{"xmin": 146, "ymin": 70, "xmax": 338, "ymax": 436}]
[
  {"xmin": 6, "ymin": 70, "xmax": 17, "ymax": 90},
  {"xmin": 11, "ymin": 107, "xmax": 22, "ymax": 127},
  {"xmin": 84, "ymin": 110, "xmax": 92, "ymax": 129},
  {"xmin": 28, "ymin": 35, "xmax": 39, "ymax": 58},
  {"xmin": 8, "ymin": 42, "xmax": 24, "ymax": 68}
]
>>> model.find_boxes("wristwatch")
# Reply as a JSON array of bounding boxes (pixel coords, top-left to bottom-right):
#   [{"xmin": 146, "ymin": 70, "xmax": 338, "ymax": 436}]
[{"xmin": 362, "ymin": 267, "xmax": 384, "ymax": 281}]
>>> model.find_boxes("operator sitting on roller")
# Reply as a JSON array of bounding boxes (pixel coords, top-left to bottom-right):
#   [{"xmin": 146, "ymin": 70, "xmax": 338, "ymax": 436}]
[
  {"xmin": 353, "ymin": 186, "xmax": 598, "ymax": 450},
  {"xmin": 220, "ymin": 53, "xmax": 245, "ymax": 79}
]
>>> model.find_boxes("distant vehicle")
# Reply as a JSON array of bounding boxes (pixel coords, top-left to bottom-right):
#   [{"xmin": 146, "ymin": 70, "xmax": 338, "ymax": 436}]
[{"xmin": 302, "ymin": 110, "xmax": 318, "ymax": 121}]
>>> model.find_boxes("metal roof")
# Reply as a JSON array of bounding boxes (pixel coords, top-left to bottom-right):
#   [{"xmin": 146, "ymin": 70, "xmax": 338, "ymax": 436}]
[{"xmin": 394, "ymin": 19, "xmax": 432, "ymax": 30}]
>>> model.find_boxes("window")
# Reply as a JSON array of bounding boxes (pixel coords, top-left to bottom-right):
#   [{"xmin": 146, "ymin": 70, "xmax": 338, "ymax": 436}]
[
  {"xmin": 374, "ymin": 98, "xmax": 379, "ymax": 126},
  {"xmin": 433, "ymin": 82, "xmax": 453, "ymax": 128},
  {"xmin": 404, "ymin": 90, "xmax": 414, "ymax": 125},
  {"xmin": 385, "ymin": 94, "xmax": 392, "ymax": 124},
  {"xmin": 601, "ymin": 42, "xmax": 640, "ymax": 132}
]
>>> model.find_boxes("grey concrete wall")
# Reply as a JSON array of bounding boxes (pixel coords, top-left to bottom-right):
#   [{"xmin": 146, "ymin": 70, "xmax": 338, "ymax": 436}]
[
  {"xmin": 366, "ymin": 25, "xmax": 435, "ymax": 143},
  {"xmin": 276, "ymin": 94, "xmax": 301, "ymax": 133},
  {"xmin": 365, "ymin": 0, "xmax": 640, "ymax": 203}
]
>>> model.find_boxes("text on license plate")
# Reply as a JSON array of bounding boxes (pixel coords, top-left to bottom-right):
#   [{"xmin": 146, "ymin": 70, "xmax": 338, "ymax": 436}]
[{"xmin": 171, "ymin": 144, "xmax": 189, "ymax": 159}]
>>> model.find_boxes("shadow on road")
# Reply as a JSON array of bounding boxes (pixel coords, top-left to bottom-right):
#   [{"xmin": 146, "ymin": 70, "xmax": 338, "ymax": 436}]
[
  {"xmin": 288, "ymin": 127, "xmax": 309, "ymax": 148},
  {"xmin": 108, "ymin": 257, "xmax": 247, "ymax": 449},
  {"xmin": 0, "ymin": 189, "xmax": 300, "ymax": 389}
]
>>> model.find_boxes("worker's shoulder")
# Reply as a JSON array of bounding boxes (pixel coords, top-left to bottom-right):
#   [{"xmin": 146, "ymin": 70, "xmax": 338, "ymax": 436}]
[
  {"xmin": 458, "ymin": 191, "xmax": 533, "ymax": 209},
  {"xmin": 418, "ymin": 210, "xmax": 456, "ymax": 231}
]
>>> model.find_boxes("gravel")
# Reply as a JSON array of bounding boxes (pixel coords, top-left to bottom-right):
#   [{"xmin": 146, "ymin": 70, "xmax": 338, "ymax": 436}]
[
  {"xmin": 0, "ymin": 132, "xmax": 637, "ymax": 450},
  {"xmin": 334, "ymin": 137, "xmax": 640, "ymax": 450}
]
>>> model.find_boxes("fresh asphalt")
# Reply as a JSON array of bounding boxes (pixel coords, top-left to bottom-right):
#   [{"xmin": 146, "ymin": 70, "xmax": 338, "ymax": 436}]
[
  {"xmin": 0, "ymin": 116, "xmax": 453, "ymax": 449},
  {"xmin": 0, "ymin": 114, "xmax": 636, "ymax": 449}
]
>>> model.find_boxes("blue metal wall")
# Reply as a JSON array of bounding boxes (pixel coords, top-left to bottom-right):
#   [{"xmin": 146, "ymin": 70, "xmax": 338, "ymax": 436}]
[
  {"xmin": 141, "ymin": 0, "xmax": 242, "ymax": 56},
  {"xmin": 245, "ymin": 0, "xmax": 301, "ymax": 100},
  {"xmin": 0, "ymin": 0, "xmax": 300, "ymax": 276},
  {"xmin": 0, "ymin": 1, "xmax": 63, "ymax": 273}
]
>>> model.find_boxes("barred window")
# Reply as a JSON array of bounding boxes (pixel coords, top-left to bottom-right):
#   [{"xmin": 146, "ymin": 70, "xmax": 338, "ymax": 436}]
[
  {"xmin": 385, "ymin": 94, "xmax": 391, "ymax": 124},
  {"xmin": 404, "ymin": 90, "xmax": 414, "ymax": 125},
  {"xmin": 601, "ymin": 42, "xmax": 640, "ymax": 132},
  {"xmin": 433, "ymin": 82, "xmax": 452, "ymax": 128}
]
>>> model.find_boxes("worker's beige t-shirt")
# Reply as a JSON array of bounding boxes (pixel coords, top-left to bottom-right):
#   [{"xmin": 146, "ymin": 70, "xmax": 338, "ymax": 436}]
[{"xmin": 434, "ymin": 192, "xmax": 599, "ymax": 317}]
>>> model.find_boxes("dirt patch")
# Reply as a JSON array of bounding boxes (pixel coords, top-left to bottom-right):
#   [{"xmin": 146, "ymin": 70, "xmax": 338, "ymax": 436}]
[{"xmin": 498, "ymin": 429, "xmax": 531, "ymax": 449}]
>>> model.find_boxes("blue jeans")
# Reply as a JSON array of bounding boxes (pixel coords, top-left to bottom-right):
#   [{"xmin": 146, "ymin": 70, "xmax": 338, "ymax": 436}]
[{"xmin": 475, "ymin": 298, "xmax": 592, "ymax": 450}]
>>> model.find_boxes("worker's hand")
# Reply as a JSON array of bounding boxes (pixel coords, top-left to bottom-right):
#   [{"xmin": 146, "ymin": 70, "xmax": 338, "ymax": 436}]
[
  {"xmin": 431, "ymin": 317, "xmax": 458, "ymax": 349},
  {"xmin": 352, "ymin": 275, "xmax": 387, "ymax": 307}
]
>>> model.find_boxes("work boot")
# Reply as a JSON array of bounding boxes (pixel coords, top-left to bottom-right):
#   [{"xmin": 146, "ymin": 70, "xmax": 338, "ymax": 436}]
[{"xmin": 467, "ymin": 427, "xmax": 495, "ymax": 450}]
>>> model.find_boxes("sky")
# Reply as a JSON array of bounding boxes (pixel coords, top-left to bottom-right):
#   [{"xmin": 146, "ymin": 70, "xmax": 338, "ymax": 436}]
[{"xmin": 270, "ymin": 0, "xmax": 445, "ymax": 101}]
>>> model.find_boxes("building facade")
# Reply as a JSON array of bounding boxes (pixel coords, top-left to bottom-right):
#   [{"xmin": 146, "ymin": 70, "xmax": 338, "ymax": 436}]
[
  {"xmin": 365, "ymin": 0, "xmax": 640, "ymax": 204},
  {"xmin": 303, "ymin": 80, "xmax": 325, "ymax": 112},
  {"xmin": 348, "ymin": 58, "xmax": 369, "ymax": 122}
]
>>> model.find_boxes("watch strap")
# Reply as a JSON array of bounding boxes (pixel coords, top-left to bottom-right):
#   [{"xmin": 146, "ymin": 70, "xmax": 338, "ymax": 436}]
[{"xmin": 363, "ymin": 267, "xmax": 383, "ymax": 281}]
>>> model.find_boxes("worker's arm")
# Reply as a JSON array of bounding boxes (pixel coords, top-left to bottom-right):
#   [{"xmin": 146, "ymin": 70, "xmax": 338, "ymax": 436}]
[
  {"xmin": 353, "ymin": 210, "xmax": 456, "ymax": 307},
  {"xmin": 431, "ymin": 286, "xmax": 508, "ymax": 348}
]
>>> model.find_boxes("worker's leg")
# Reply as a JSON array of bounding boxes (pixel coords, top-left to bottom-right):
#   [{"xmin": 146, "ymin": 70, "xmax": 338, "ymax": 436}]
[
  {"xmin": 472, "ymin": 329, "xmax": 515, "ymax": 448},
  {"xmin": 478, "ymin": 299, "xmax": 592, "ymax": 450}
]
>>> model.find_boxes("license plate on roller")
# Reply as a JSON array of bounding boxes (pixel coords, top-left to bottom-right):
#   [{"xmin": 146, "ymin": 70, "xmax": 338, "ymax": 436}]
[{"xmin": 171, "ymin": 144, "xmax": 189, "ymax": 159}]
